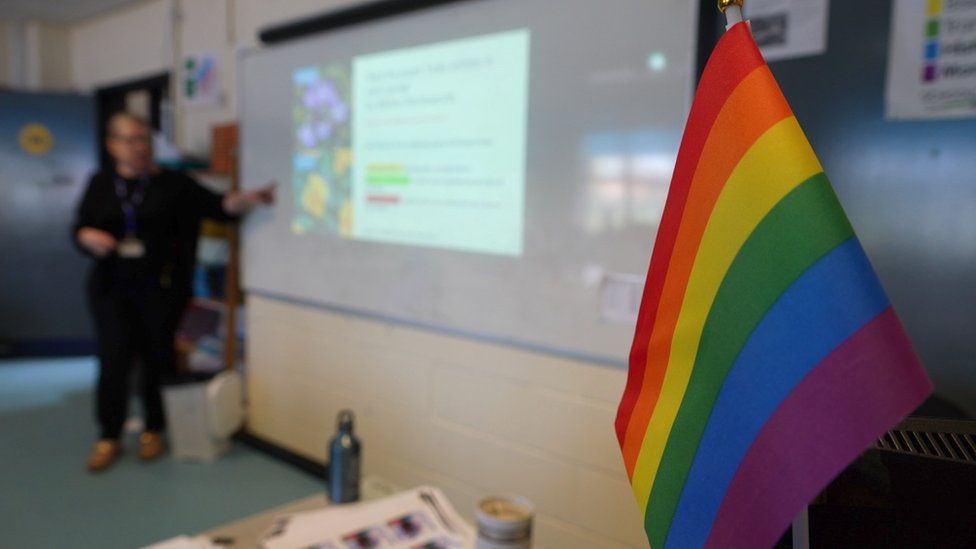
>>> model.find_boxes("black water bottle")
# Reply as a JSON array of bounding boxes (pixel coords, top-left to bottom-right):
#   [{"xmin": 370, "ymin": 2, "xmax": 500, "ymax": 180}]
[{"xmin": 328, "ymin": 409, "xmax": 361, "ymax": 503}]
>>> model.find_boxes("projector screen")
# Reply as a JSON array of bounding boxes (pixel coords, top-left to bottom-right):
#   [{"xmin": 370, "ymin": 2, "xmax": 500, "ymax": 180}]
[{"xmin": 241, "ymin": 0, "xmax": 698, "ymax": 363}]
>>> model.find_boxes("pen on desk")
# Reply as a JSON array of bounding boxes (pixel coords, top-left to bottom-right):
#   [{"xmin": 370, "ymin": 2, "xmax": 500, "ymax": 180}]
[{"xmin": 420, "ymin": 490, "xmax": 456, "ymax": 533}]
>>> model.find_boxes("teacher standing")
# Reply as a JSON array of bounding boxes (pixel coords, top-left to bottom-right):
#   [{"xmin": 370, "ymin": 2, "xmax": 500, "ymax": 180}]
[{"xmin": 73, "ymin": 112, "xmax": 273, "ymax": 472}]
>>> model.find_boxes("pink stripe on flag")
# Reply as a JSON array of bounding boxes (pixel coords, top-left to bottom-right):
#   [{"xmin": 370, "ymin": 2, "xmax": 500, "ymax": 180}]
[{"xmin": 705, "ymin": 307, "xmax": 932, "ymax": 549}]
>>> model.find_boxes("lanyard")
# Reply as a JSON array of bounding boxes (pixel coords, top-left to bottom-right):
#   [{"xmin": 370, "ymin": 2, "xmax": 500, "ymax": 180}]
[{"xmin": 113, "ymin": 176, "xmax": 150, "ymax": 235}]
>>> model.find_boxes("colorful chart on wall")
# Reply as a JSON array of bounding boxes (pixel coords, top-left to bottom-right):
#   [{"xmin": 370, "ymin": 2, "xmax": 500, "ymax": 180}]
[{"xmin": 887, "ymin": 0, "xmax": 976, "ymax": 120}]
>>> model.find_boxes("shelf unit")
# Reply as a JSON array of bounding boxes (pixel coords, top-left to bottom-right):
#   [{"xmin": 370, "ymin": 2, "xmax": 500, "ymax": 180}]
[{"xmin": 178, "ymin": 123, "xmax": 241, "ymax": 373}]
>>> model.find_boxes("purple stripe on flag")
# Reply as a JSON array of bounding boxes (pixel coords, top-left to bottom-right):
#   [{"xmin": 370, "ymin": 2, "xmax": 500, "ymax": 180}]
[
  {"xmin": 665, "ymin": 238, "xmax": 886, "ymax": 549},
  {"xmin": 705, "ymin": 308, "xmax": 932, "ymax": 549}
]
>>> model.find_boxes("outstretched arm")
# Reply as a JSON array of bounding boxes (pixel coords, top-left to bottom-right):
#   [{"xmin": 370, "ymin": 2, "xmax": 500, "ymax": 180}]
[{"xmin": 221, "ymin": 182, "xmax": 276, "ymax": 216}]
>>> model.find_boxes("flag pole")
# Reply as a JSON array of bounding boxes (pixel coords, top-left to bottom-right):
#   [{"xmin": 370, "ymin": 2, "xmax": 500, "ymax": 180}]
[{"xmin": 718, "ymin": 0, "xmax": 744, "ymax": 29}]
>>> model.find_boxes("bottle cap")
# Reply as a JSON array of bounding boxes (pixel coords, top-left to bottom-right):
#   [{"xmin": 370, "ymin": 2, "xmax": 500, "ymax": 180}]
[{"xmin": 337, "ymin": 409, "xmax": 355, "ymax": 431}]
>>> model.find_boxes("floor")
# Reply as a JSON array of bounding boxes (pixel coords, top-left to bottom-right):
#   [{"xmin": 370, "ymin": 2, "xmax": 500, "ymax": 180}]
[{"xmin": 0, "ymin": 357, "xmax": 323, "ymax": 548}]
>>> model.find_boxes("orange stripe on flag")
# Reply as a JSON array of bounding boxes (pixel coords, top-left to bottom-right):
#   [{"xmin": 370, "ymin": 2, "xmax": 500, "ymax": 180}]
[
  {"xmin": 615, "ymin": 23, "xmax": 764, "ymax": 450},
  {"xmin": 622, "ymin": 66, "xmax": 792, "ymax": 476}
]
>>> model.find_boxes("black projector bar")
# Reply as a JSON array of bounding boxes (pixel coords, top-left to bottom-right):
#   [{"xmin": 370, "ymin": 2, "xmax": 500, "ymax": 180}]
[{"xmin": 259, "ymin": 0, "xmax": 474, "ymax": 45}]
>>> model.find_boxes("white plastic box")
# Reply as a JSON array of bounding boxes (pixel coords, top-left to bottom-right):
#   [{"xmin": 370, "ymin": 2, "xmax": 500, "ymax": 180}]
[{"xmin": 161, "ymin": 370, "xmax": 245, "ymax": 462}]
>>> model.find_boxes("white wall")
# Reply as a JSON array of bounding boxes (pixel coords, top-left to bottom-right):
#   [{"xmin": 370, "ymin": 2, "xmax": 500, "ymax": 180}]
[
  {"xmin": 70, "ymin": 0, "xmax": 172, "ymax": 90},
  {"xmin": 68, "ymin": 0, "xmax": 359, "ymax": 153},
  {"xmin": 175, "ymin": 0, "xmax": 234, "ymax": 154},
  {"xmin": 65, "ymin": 1, "xmax": 647, "ymax": 545},
  {"xmin": 1, "ymin": 21, "xmax": 28, "ymax": 88},
  {"xmin": 0, "ymin": 22, "xmax": 10, "ymax": 86},
  {"xmin": 248, "ymin": 296, "xmax": 645, "ymax": 548},
  {"xmin": 33, "ymin": 22, "xmax": 73, "ymax": 90},
  {"xmin": 0, "ymin": 20, "xmax": 73, "ymax": 90}
]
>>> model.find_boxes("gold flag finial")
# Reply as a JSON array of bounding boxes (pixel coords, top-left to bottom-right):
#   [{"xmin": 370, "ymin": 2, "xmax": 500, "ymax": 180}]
[{"xmin": 718, "ymin": 0, "xmax": 744, "ymax": 13}]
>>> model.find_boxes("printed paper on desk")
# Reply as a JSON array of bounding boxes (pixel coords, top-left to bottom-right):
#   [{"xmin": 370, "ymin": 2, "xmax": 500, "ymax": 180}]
[
  {"xmin": 143, "ymin": 535, "xmax": 218, "ymax": 549},
  {"xmin": 261, "ymin": 486, "xmax": 474, "ymax": 549}
]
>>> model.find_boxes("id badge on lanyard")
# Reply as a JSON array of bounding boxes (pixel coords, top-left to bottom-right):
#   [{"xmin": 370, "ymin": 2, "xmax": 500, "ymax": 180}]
[{"xmin": 115, "ymin": 176, "xmax": 150, "ymax": 259}]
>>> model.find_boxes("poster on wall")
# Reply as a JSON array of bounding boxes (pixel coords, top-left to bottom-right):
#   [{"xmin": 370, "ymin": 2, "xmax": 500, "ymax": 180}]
[
  {"xmin": 183, "ymin": 53, "xmax": 220, "ymax": 106},
  {"xmin": 887, "ymin": 0, "xmax": 976, "ymax": 120},
  {"xmin": 744, "ymin": 0, "xmax": 830, "ymax": 62}
]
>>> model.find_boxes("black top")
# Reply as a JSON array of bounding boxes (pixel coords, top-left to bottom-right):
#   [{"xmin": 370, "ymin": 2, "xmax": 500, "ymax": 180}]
[{"xmin": 73, "ymin": 169, "xmax": 235, "ymax": 296}]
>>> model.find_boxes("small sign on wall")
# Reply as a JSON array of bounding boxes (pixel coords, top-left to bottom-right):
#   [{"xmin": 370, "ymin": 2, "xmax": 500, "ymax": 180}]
[
  {"xmin": 600, "ymin": 272, "xmax": 644, "ymax": 325},
  {"xmin": 744, "ymin": 0, "xmax": 830, "ymax": 62},
  {"xmin": 183, "ymin": 53, "xmax": 220, "ymax": 106}
]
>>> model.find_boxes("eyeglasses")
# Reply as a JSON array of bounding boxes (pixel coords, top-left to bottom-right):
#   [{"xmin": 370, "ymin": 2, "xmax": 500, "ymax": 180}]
[{"xmin": 110, "ymin": 134, "xmax": 151, "ymax": 145}]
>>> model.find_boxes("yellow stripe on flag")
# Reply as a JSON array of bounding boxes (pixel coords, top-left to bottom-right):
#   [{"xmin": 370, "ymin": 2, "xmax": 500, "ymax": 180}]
[{"xmin": 631, "ymin": 117, "xmax": 823, "ymax": 511}]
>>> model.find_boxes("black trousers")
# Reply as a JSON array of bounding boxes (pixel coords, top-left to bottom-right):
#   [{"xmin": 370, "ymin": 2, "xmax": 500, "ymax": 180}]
[{"xmin": 87, "ymin": 275, "xmax": 187, "ymax": 440}]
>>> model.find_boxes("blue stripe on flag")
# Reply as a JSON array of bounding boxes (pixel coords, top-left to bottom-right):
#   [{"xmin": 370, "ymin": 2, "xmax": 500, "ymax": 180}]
[{"xmin": 664, "ymin": 238, "xmax": 889, "ymax": 548}]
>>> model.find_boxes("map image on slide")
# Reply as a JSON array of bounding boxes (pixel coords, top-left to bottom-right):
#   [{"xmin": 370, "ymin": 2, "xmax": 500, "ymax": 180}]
[{"xmin": 292, "ymin": 63, "xmax": 354, "ymax": 236}]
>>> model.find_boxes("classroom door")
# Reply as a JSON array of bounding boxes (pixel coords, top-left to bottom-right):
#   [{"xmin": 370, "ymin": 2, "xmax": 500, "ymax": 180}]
[{"xmin": 0, "ymin": 90, "xmax": 97, "ymax": 355}]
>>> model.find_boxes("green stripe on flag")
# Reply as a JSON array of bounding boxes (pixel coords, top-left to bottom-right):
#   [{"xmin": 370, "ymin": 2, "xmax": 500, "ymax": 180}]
[{"xmin": 644, "ymin": 173, "xmax": 854, "ymax": 546}]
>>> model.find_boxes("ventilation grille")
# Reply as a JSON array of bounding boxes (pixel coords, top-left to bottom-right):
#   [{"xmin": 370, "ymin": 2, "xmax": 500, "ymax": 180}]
[{"xmin": 874, "ymin": 418, "xmax": 976, "ymax": 465}]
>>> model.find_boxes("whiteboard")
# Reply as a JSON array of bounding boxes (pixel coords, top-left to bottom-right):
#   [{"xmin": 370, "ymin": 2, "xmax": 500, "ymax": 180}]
[{"xmin": 240, "ymin": 0, "xmax": 698, "ymax": 364}]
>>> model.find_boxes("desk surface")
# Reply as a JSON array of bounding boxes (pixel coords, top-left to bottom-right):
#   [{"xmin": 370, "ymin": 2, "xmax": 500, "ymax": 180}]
[{"xmin": 195, "ymin": 478, "xmax": 401, "ymax": 548}]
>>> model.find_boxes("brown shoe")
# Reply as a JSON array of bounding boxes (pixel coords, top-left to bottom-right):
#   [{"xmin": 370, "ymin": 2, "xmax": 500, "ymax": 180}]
[
  {"xmin": 86, "ymin": 439, "xmax": 121, "ymax": 472},
  {"xmin": 138, "ymin": 431, "xmax": 166, "ymax": 461}
]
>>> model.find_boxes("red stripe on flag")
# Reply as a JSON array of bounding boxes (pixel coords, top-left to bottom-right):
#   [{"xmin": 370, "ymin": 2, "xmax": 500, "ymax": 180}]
[
  {"xmin": 615, "ymin": 22, "xmax": 764, "ymax": 447},
  {"xmin": 619, "ymin": 65, "xmax": 793, "ymax": 476}
]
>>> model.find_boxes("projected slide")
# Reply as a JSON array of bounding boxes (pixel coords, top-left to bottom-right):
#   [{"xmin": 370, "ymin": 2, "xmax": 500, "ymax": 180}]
[{"xmin": 291, "ymin": 29, "xmax": 529, "ymax": 256}]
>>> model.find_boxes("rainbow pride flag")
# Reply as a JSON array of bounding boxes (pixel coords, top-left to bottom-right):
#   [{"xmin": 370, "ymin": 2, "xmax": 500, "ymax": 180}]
[{"xmin": 614, "ymin": 22, "xmax": 932, "ymax": 549}]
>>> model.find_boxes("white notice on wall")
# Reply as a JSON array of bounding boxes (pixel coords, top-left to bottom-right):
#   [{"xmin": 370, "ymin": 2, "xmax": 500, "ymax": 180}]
[
  {"xmin": 600, "ymin": 272, "xmax": 643, "ymax": 325},
  {"xmin": 886, "ymin": 0, "xmax": 976, "ymax": 120},
  {"xmin": 183, "ymin": 53, "xmax": 220, "ymax": 106},
  {"xmin": 744, "ymin": 0, "xmax": 830, "ymax": 62}
]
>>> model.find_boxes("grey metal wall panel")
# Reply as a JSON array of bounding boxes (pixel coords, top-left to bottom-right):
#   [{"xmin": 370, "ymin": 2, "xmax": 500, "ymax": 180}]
[{"xmin": 763, "ymin": 0, "xmax": 976, "ymax": 416}]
